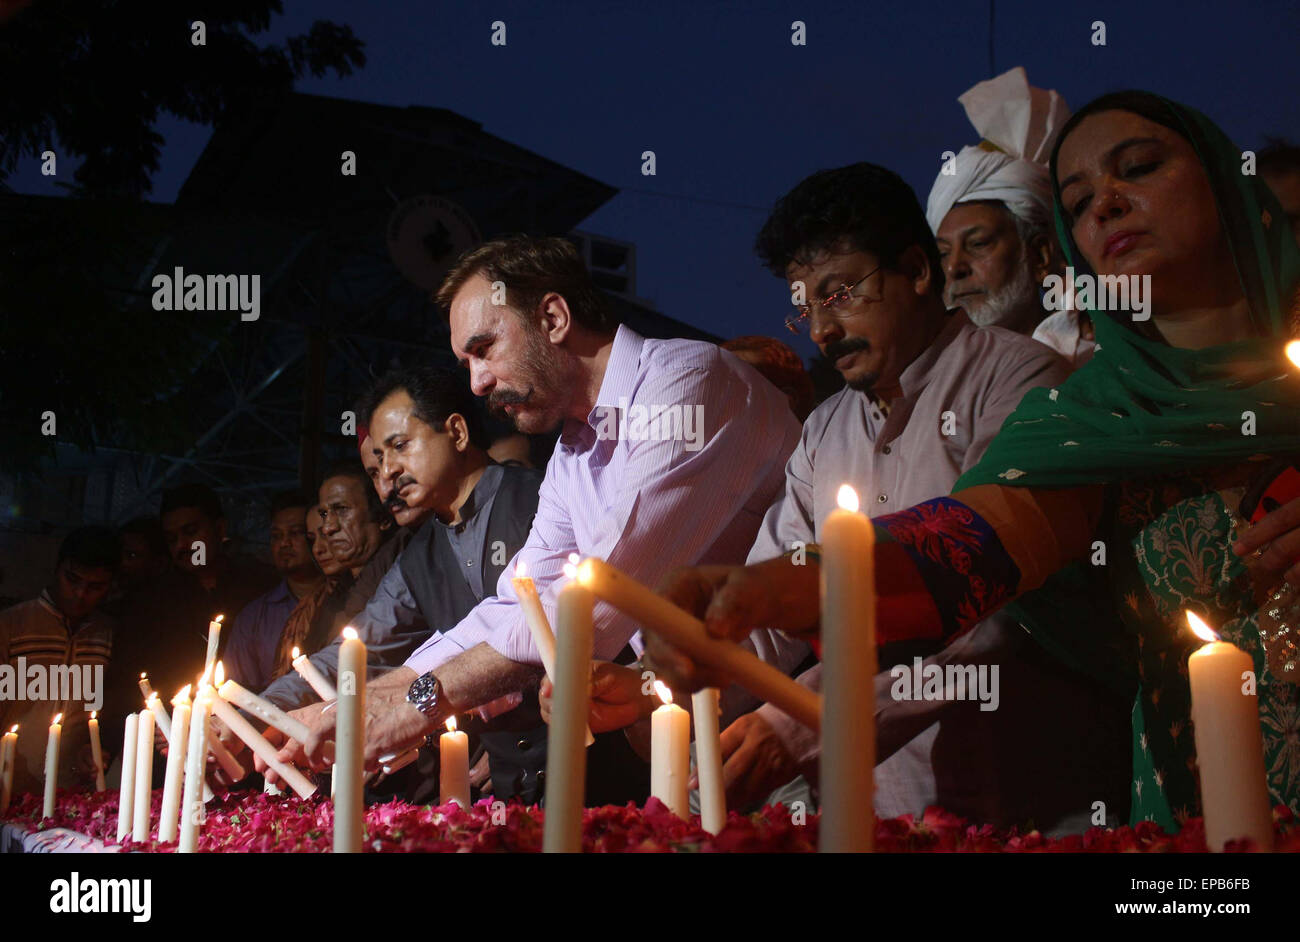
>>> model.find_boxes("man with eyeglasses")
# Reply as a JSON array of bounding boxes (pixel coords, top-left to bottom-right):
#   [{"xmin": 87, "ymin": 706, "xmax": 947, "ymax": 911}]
[{"xmin": 638, "ymin": 161, "xmax": 1131, "ymax": 833}]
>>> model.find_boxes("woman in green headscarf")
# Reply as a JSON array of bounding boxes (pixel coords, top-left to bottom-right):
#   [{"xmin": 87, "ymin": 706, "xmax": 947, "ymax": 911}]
[{"xmin": 643, "ymin": 90, "xmax": 1300, "ymax": 833}]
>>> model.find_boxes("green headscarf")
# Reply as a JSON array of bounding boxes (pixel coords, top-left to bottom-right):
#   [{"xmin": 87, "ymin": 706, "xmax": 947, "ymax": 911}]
[{"xmin": 952, "ymin": 92, "xmax": 1300, "ymax": 688}]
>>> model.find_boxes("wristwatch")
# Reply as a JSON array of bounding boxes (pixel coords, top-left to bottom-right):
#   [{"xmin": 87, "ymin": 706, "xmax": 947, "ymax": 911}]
[{"xmin": 406, "ymin": 671, "xmax": 445, "ymax": 723}]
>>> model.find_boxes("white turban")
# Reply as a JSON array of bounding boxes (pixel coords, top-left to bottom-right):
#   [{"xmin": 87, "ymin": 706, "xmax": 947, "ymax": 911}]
[{"xmin": 925, "ymin": 67, "xmax": 1070, "ymax": 236}]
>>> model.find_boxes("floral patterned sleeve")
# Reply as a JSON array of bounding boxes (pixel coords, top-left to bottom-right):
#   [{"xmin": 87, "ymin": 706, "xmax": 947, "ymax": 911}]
[{"xmin": 869, "ymin": 484, "xmax": 1102, "ymax": 645}]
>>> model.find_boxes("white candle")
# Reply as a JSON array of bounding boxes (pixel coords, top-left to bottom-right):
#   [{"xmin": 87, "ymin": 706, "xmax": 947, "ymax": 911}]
[
  {"xmin": 439, "ymin": 716, "xmax": 471, "ymax": 807},
  {"xmin": 116, "ymin": 713, "xmax": 137, "ymax": 841},
  {"xmin": 207, "ymin": 684, "xmax": 317, "ymax": 799},
  {"xmin": 379, "ymin": 747, "xmax": 419, "ymax": 776},
  {"xmin": 217, "ymin": 677, "xmax": 312, "ymax": 743},
  {"xmin": 513, "ymin": 560, "xmax": 594, "ymax": 747},
  {"xmin": 178, "ymin": 680, "xmax": 211, "ymax": 853},
  {"xmin": 138, "ymin": 671, "xmax": 155, "ymax": 703},
  {"xmin": 0, "ymin": 725, "xmax": 17, "ymax": 816},
  {"xmin": 691, "ymin": 687, "xmax": 726, "ymax": 834},
  {"xmin": 1186, "ymin": 612, "xmax": 1274, "ymax": 851},
  {"xmin": 88, "ymin": 711, "xmax": 106, "ymax": 792},
  {"xmin": 819, "ymin": 484, "xmax": 875, "ymax": 853},
  {"xmin": 204, "ymin": 614, "xmax": 224, "ymax": 678},
  {"xmin": 144, "ymin": 687, "xmax": 173, "ymax": 743},
  {"xmin": 205, "ymin": 717, "xmax": 246, "ymax": 783},
  {"xmin": 577, "ymin": 557, "xmax": 822, "ymax": 731},
  {"xmin": 42, "ymin": 712, "xmax": 62, "ymax": 819},
  {"xmin": 158, "ymin": 686, "xmax": 191, "ymax": 844},
  {"xmin": 132, "ymin": 707, "xmax": 155, "ymax": 842},
  {"xmin": 650, "ymin": 682, "xmax": 690, "ymax": 819},
  {"xmin": 292, "ymin": 646, "xmax": 338, "ymax": 701},
  {"xmin": 334, "ymin": 626, "xmax": 366, "ymax": 853},
  {"xmin": 543, "ymin": 564, "xmax": 594, "ymax": 853}
]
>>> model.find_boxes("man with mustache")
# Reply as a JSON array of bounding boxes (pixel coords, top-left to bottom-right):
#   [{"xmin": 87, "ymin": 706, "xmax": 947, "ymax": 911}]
[
  {"xmin": 257, "ymin": 366, "xmax": 556, "ymax": 802},
  {"xmin": 636, "ymin": 161, "xmax": 1131, "ymax": 832},
  {"xmin": 223, "ymin": 492, "xmax": 325, "ymax": 691},
  {"xmin": 284, "ymin": 235, "xmax": 802, "ymax": 788}
]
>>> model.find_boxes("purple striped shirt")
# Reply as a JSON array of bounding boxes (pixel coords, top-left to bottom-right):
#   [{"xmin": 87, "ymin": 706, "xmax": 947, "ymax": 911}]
[{"xmin": 404, "ymin": 325, "xmax": 802, "ymax": 675}]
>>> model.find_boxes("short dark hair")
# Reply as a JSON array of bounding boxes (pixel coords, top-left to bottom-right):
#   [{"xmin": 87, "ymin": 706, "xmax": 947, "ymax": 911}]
[
  {"xmin": 159, "ymin": 483, "xmax": 223, "ymax": 521},
  {"xmin": 355, "ymin": 365, "xmax": 490, "ymax": 451},
  {"xmin": 434, "ymin": 235, "xmax": 617, "ymax": 333},
  {"xmin": 119, "ymin": 516, "xmax": 167, "ymax": 557},
  {"xmin": 754, "ymin": 162, "xmax": 945, "ymax": 297},
  {"xmin": 1259, "ymin": 138, "xmax": 1300, "ymax": 177},
  {"xmin": 319, "ymin": 460, "xmax": 392, "ymax": 529},
  {"xmin": 58, "ymin": 526, "xmax": 121, "ymax": 572},
  {"xmin": 269, "ymin": 491, "xmax": 313, "ymax": 517}
]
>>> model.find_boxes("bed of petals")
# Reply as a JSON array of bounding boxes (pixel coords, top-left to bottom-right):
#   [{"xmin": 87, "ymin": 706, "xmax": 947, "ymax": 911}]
[{"xmin": 5, "ymin": 788, "xmax": 1300, "ymax": 852}]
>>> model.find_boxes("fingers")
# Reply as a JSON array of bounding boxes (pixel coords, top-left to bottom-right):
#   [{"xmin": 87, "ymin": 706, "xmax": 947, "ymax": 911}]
[
  {"xmin": 1256, "ymin": 529, "xmax": 1300, "ymax": 584},
  {"xmin": 718, "ymin": 714, "xmax": 750, "ymax": 760},
  {"xmin": 642, "ymin": 632, "xmax": 729, "ymax": 693},
  {"xmin": 1236, "ymin": 496, "xmax": 1300, "ymax": 555}
]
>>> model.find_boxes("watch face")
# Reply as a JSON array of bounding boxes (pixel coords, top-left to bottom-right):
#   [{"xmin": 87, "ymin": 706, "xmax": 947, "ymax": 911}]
[{"xmin": 408, "ymin": 673, "xmax": 437, "ymax": 712}]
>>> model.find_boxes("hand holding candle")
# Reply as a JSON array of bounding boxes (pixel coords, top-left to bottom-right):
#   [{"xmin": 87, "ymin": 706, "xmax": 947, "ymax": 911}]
[
  {"xmin": 217, "ymin": 677, "xmax": 312, "ymax": 743},
  {"xmin": 291, "ymin": 646, "xmax": 337, "ymax": 701}
]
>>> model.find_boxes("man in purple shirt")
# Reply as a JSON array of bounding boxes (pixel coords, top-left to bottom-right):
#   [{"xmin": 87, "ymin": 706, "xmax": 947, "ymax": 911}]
[
  {"xmin": 290, "ymin": 235, "xmax": 801, "ymax": 769},
  {"xmin": 223, "ymin": 492, "xmax": 323, "ymax": 691}
]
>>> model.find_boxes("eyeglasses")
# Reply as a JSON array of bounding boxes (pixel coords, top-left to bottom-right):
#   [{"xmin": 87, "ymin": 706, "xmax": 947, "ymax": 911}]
[{"xmin": 784, "ymin": 266, "xmax": 883, "ymax": 334}]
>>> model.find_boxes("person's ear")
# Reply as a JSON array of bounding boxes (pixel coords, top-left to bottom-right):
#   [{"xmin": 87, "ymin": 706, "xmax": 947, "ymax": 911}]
[
  {"xmin": 539, "ymin": 291, "xmax": 574, "ymax": 344},
  {"xmin": 899, "ymin": 244, "xmax": 935, "ymax": 298},
  {"xmin": 445, "ymin": 413, "xmax": 471, "ymax": 453},
  {"xmin": 1029, "ymin": 231, "xmax": 1057, "ymax": 283}
]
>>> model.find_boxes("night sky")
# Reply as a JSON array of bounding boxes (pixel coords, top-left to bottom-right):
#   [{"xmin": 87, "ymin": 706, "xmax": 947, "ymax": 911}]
[{"xmin": 10, "ymin": 0, "xmax": 1300, "ymax": 358}]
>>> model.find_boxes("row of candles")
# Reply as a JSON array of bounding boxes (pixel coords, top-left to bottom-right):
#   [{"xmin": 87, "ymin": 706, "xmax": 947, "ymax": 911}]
[{"xmin": 0, "ymin": 485, "xmax": 1276, "ymax": 852}]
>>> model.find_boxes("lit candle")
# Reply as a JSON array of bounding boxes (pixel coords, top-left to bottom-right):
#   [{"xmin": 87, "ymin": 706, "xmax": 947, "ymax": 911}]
[
  {"xmin": 158, "ymin": 686, "xmax": 191, "ymax": 844},
  {"xmin": 42, "ymin": 712, "xmax": 62, "ymax": 819},
  {"xmin": 439, "ymin": 716, "xmax": 471, "ymax": 807},
  {"xmin": 819, "ymin": 484, "xmax": 875, "ymax": 853},
  {"xmin": 334, "ymin": 626, "xmax": 366, "ymax": 853},
  {"xmin": 142, "ymin": 681, "xmax": 173, "ymax": 743},
  {"xmin": 138, "ymin": 671, "xmax": 154, "ymax": 703},
  {"xmin": 208, "ymin": 664, "xmax": 317, "ymax": 800},
  {"xmin": 291, "ymin": 646, "xmax": 337, "ymax": 701},
  {"xmin": 543, "ymin": 561, "xmax": 594, "ymax": 853},
  {"xmin": 1285, "ymin": 339, "xmax": 1300, "ymax": 371},
  {"xmin": 116, "ymin": 713, "xmax": 137, "ymax": 841},
  {"xmin": 1186, "ymin": 612, "xmax": 1274, "ymax": 851},
  {"xmin": 88, "ymin": 711, "xmax": 106, "ymax": 792},
  {"xmin": 0, "ymin": 725, "xmax": 17, "ymax": 816},
  {"xmin": 132, "ymin": 707, "xmax": 155, "ymax": 842},
  {"xmin": 691, "ymin": 687, "xmax": 725, "ymax": 834},
  {"xmin": 650, "ymin": 681, "xmax": 689, "ymax": 819},
  {"xmin": 178, "ymin": 675, "xmax": 211, "ymax": 853},
  {"xmin": 217, "ymin": 677, "xmax": 312, "ymax": 743},
  {"xmin": 577, "ymin": 557, "xmax": 822, "ymax": 731},
  {"xmin": 513, "ymin": 558, "xmax": 594, "ymax": 747},
  {"xmin": 204, "ymin": 614, "xmax": 224, "ymax": 678}
]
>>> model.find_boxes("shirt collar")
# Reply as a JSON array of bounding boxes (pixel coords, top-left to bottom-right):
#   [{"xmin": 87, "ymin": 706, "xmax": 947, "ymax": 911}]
[
  {"xmin": 560, "ymin": 324, "xmax": 645, "ymax": 445},
  {"xmin": 268, "ymin": 580, "xmax": 295, "ymax": 603},
  {"xmin": 897, "ymin": 309, "xmax": 972, "ymax": 402},
  {"xmin": 435, "ymin": 462, "xmax": 504, "ymax": 533}
]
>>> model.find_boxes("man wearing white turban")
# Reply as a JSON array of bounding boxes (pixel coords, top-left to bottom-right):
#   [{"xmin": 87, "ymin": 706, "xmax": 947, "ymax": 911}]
[{"xmin": 927, "ymin": 68, "xmax": 1095, "ymax": 364}]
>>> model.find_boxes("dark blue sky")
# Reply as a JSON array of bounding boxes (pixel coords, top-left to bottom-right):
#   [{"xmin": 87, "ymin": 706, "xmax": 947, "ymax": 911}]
[{"xmin": 12, "ymin": 0, "xmax": 1300, "ymax": 358}]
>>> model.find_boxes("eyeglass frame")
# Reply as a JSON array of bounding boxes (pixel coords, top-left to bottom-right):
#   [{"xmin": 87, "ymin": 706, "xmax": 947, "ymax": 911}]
[{"xmin": 784, "ymin": 264, "xmax": 885, "ymax": 334}]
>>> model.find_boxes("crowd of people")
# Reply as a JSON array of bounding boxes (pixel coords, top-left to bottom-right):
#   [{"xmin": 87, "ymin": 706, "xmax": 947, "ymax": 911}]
[{"xmin": 4, "ymin": 68, "xmax": 1300, "ymax": 837}]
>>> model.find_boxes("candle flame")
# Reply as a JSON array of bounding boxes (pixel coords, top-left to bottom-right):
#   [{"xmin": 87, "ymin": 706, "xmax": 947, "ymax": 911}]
[
  {"xmin": 90, "ymin": 711, "xmax": 97, "ymax": 720},
  {"xmin": 1286, "ymin": 339, "xmax": 1300, "ymax": 370},
  {"xmin": 446, "ymin": 716, "xmax": 458, "ymax": 733},
  {"xmin": 174, "ymin": 684, "xmax": 192, "ymax": 703},
  {"xmin": 146, "ymin": 691, "xmax": 159, "ymax": 705},
  {"xmin": 9, "ymin": 725, "xmax": 17, "ymax": 734},
  {"xmin": 515, "ymin": 559, "xmax": 527, "ymax": 579},
  {"xmin": 837, "ymin": 484, "xmax": 860, "ymax": 513},
  {"xmin": 52, "ymin": 713, "xmax": 63, "ymax": 725},
  {"xmin": 342, "ymin": 626, "xmax": 358, "ymax": 641},
  {"xmin": 576, "ymin": 559, "xmax": 594, "ymax": 586},
  {"xmin": 213, "ymin": 614, "xmax": 224, "ymax": 625},
  {"xmin": 139, "ymin": 671, "xmax": 147, "ymax": 680},
  {"xmin": 1186, "ymin": 610, "xmax": 1218, "ymax": 643},
  {"xmin": 198, "ymin": 666, "xmax": 212, "ymax": 689},
  {"xmin": 214, "ymin": 661, "xmax": 226, "ymax": 686},
  {"xmin": 567, "ymin": 552, "xmax": 581, "ymax": 565},
  {"xmin": 562, "ymin": 562, "xmax": 578, "ymax": 580},
  {"xmin": 291, "ymin": 645, "xmax": 301, "ymax": 659},
  {"xmin": 654, "ymin": 680, "xmax": 673, "ymax": 705}
]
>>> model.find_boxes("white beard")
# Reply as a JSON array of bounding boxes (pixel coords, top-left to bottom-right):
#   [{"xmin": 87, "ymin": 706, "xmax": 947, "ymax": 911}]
[{"xmin": 962, "ymin": 254, "xmax": 1044, "ymax": 334}]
